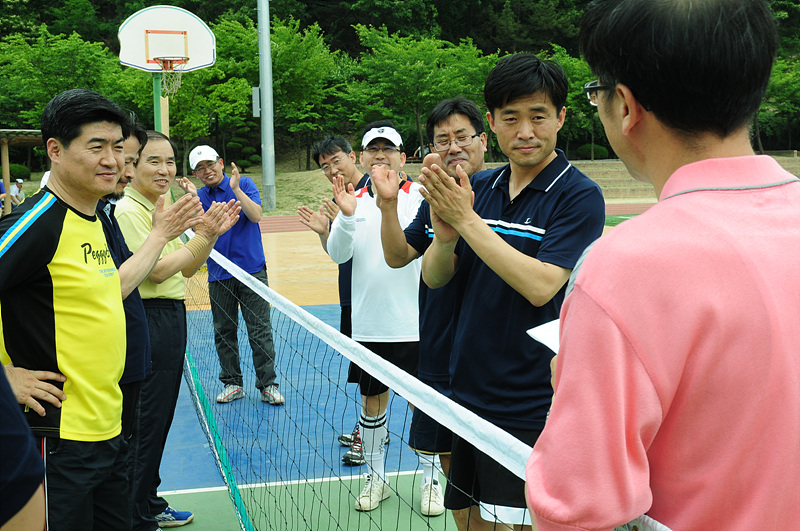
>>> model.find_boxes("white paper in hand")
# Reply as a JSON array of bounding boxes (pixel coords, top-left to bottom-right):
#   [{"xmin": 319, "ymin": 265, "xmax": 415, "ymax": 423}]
[{"xmin": 526, "ymin": 319, "xmax": 560, "ymax": 354}]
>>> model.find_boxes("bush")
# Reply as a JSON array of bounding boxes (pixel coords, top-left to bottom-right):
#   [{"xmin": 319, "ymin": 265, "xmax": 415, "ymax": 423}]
[
  {"xmin": 241, "ymin": 146, "xmax": 257, "ymax": 156},
  {"xmin": 226, "ymin": 141, "xmax": 243, "ymax": 152},
  {"xmin": 236, "ymin": 160, "xmax": 251, "ymax": 171},
  {"xmin": 1, "ymin": 164, "xmax": 32, "ymax": 181},
  {"xmin": 575, "ymin": 144, "xmax": 609, "ymax": 160},
  {"xmin": 249, "ymin": 154, "xmax": 262, "ymax": 166}
]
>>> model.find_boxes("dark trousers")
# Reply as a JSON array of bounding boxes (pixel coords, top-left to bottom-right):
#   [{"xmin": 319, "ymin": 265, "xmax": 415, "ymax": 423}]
[
  {"xmin": 40, "ymin": 435, "xmax": 129, "ymax": 531},
  {"xmin": 120, "ymin": 379, "xmax": 142, "ymax": 440},
  {"xmin": 129, "ymin": 299, "xmax": 186, "ymax": 531},
  {"xmin": 209, "ymin": 268, "xmax": 277, "ymax": 390}
]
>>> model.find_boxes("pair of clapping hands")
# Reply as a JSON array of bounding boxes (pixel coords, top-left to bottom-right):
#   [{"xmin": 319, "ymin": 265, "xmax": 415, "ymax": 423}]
[
  {"xmin": 297, "ymin": 154, "xmax": 473, "ymax": 233},
  {"xmin": 150, "ymin": 192, "xmax": 241, "ymax": 244}
]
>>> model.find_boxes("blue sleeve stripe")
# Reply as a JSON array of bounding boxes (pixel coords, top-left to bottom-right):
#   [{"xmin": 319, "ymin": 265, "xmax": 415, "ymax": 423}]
[
  {"xmin": 491, "ymin": 226, "xmax": 544, "ymax": 241},
  {"xmin": 0, "ymin": 193, "xmax": 57, "ymax": 259},
  {"xmin": 485, "ymin": 219, "xmax": 546, "ymax": 236}
]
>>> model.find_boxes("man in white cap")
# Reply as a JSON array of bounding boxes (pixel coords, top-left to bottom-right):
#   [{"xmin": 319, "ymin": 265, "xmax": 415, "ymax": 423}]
[
  {"xmin": 9, "ymin": 178, "xmax": 25, "ymax": 207},
  {"xmin": 178, "ymin": 145, "xmax": 284, "ymax": 406},
  {"xmin": 327, "ymin": 120, "xmax": 424, "ymax": 512}
]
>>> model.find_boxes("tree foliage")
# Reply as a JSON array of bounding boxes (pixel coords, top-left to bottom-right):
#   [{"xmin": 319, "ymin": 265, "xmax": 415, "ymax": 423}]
[
  {"xmin": 0, "ymin": 0, "xmax": 798, "ymax": 174},
  {"xmin": 351, "ymin": 25, "xmax": 494, "ymax": 151}
]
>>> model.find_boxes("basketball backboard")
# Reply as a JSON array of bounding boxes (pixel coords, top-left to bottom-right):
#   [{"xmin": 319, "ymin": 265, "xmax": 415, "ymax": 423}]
[{"xmin": 118, "ymin": 5, "xmax": 216, "ymax": 73}]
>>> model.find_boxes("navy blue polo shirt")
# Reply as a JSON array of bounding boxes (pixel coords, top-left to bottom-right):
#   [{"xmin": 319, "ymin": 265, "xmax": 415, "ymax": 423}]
[
  {"xmin": 337, "ymin": 173, "xmax": 371, "ymax": 307},
  {"xmin": 450, "ymin": 150, "xmax": 605, "ymax": 430},
  {"xmin": 0, "ymin": 367, "xmax": 44, "ymax": 526},
  {"xmin": 198, "ymin": 174, "xmax": 266, "ymax": 281},
  {"xmin": 96, "ymin": 201, "xmax": 151, "ymax": 384},
  {"xmin": 405, "ymin": 201, "xmax": 459, "ymax": 392}
]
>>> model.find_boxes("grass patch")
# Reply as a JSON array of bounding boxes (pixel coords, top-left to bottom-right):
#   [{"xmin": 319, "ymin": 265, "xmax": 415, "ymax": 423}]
[{"xmin": 604, "ymin": 214, "xmax": 636, "ymax": 227}]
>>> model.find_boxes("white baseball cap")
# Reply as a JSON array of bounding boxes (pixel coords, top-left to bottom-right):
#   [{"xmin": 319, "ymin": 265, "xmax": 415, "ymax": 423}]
[
  {"xmin": 15, "ymin": 179, "xmax": 23, "ymax": 184},
  {"xmin": 361, "ymin": 127, "xmax": 403, "ymax": 150},
  {"xmin": 189, "ymin": 145, "xmax": 220, "ymax": 171}
]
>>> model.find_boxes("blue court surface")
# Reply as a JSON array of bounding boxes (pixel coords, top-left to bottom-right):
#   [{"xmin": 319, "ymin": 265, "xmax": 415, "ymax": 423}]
[{"xmin": 158, "ymin": 304, "xmax": 445, "ymax": 530}]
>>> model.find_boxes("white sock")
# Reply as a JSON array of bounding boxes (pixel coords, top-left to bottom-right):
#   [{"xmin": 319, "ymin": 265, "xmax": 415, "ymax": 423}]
[
  {"xmin": 418, "ymin": 453, "xmax": 437, "ymax": 485},
  {"xmin": 360, "ymin": 413, "xmax": 387, "ymax": 482}
]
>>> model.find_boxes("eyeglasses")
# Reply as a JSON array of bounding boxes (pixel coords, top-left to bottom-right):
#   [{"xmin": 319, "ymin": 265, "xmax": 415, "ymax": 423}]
[
  {"xmin": 431, "ymin": 134, "xmax": 481, "ymax": 153},
  {"xmin": 584, "ymin": 80, "xmax": 613, "ymax": 106},
  {"xmin": 363, "ymin": 145, "xmax": 401, "ymax": 155},
  {"xmin": 193, "ymin": 158, "xmax": 219, "ymax": 174},
  {"xmin": 320, "ymin": 156, "xmax": 348, "ymax": 174}
]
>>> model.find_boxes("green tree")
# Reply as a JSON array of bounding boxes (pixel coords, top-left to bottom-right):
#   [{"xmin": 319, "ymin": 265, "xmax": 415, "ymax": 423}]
[
  {"xmin": 0, "ymin": 0, "xmax": 40, "ymax": 40},
  {"xmin": 757, "ymin": 56, "xmax": 800, "ymax": 151},
  {"xmin": 271, "ymin": 17, "xmax": 337, "ymax": 169},
  {"xmin": 544, "ymin": 44, "xmax": 601, "ymax": 157},
  {"xmin": 0, "ymin": 26, "xmax": 121, "ymax": 128},
  {"xmin": 351, "ymin": 25, "xmax": 493, "ymax": 155}
]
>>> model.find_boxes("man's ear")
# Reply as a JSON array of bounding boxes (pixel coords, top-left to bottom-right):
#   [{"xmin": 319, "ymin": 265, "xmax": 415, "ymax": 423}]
[
  {"xmin": 616, "ymin": 83, "xmax": 646, "ymax": 137},
  {"xmin": 46, "ymin": 138, "xmax": 62, "ymax": 164}
]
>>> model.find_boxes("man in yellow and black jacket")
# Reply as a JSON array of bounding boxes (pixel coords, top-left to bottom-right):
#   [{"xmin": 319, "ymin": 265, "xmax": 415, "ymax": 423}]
[{"xmin": 0, "ymin": 88, "xmax": 130, "ymax": 530}]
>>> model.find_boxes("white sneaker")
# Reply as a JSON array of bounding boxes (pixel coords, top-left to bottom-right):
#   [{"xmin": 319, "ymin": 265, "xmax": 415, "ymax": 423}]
[
  {"xmin": 354, "ymin": 474, "xmax": 390, "ymax": 511},
  {"xmin": 216, "ymin": 384, "xmax": 244, "ymax": 403},
  {"xmin": 260, "ymin": 384, "xmax": 285, "ymax": 405},
  {"xmin": 420, "ymin": 479, "xmax": 445, "ymax": 516}
]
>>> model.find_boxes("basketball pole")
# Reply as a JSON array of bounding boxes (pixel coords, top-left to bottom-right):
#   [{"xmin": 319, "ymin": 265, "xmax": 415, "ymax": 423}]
[
  {"xmin": 257, "ymin": 0, "xmax": 276, "ymax": 211},
  {"xmin": 153, "ymin": 73, "xmax": 170, "ymax": 136},
  {"xmin": 153, "ymin": 73, "xmax": 163, "ymax": 133}
]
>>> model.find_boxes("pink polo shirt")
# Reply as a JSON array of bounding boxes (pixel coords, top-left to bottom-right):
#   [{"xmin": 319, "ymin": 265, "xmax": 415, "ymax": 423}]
[{"xmin": 526, "ymin": 156, "xmax": 800, "ymax": 530}]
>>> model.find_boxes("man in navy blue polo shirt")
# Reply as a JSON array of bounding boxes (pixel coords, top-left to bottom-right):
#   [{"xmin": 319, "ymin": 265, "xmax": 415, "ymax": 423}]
[
  {"xmin": 180, "ymin": 145, "xmax": 284, "ymax": 406},
  {"xmin": 419, "ymin": 54, "xmax": 606, "ymax": 529},
  {"xmin": 375, "ymin": 97, "xmax": 488, "ymax": 522}
]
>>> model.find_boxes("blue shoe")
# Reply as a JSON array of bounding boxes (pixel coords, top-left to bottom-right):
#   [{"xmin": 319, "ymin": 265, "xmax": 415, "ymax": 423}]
[{"xmin": 155, "ymin": 506, "xmax": 194, "ymax": 527}]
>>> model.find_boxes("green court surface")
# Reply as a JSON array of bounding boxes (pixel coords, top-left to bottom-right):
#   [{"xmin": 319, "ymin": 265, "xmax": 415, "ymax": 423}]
[{"xmin": 162, "ymin": 471, "xmax": 453, "ymax": 530}]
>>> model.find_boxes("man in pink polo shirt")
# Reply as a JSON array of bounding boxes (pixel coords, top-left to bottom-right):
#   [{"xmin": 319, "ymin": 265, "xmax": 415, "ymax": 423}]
[{"xmin": 525, "ymin": 1, "xmax": 800, "ymax": 530}]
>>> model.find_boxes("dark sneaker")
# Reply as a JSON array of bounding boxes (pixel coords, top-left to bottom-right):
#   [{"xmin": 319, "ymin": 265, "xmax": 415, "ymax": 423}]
[
  {"xmin": 338, "ymin": 424, "xmax": 390, "ymax": 447},
  {"xmin": 342, "ymin": 434, "xmax": 366, "ymax": 466},
  {"xmin": 338, "ymin": 423, "xmax": 359, "ymax": 446}
]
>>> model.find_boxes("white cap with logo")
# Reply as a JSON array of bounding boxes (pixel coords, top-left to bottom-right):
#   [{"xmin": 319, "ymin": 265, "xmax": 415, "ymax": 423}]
[
  {"xmin": 361, "ymin": 127, "xmax": 403, "ymax": 150},
  {"xmin": 189, "ymin": 145, "xmax": 220, "ymax": 171}
]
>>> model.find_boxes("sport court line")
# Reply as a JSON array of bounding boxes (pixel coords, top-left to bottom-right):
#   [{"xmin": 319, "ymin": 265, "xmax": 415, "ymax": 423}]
[{"xmin": 161, "ymin": 469, "xmax": 425, "ymax": 495}]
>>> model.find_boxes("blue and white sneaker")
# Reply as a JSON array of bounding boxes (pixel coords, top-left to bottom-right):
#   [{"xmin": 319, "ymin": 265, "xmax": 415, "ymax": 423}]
[{"xmin": 155, "ymin": 506, "xmax": 194, "ymax": 527}]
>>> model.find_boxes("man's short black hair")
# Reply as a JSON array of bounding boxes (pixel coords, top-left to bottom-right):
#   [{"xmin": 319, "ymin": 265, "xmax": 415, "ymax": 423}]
[
  {"xmin": 484, "ymin": 54, "xmax": 568, "ymax": 116},
  {"xmin": 145, "ymin": 130, "xmax": 178, "ymax": 159},
  {"xmin": 312, "ymin": 135, "xmax": 353, "ymax": 167},
  {"xmin": 127, "ymin": 112, "xmax": 148, "ymax": 161},
  {"xmin": 41, "ymin": 89, "xmax": 131, "ymax": 149},
  {"xmin": 580, "ymin": 0, "xmax": 777, "ymax": 137},
  {"xmin": 425, "ymin": 98, "xmax": 485, "ymax": 143}
]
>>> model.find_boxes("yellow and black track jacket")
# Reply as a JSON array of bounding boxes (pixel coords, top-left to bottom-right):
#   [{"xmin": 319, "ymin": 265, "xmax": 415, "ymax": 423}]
[{"xmin": 0, "ymin": 189, "xmax": 126, "ymax": 441}]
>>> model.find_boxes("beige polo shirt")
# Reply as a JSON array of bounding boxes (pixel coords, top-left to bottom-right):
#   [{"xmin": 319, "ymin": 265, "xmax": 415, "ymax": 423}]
[{"xmin": 115, "ymin": 187, "xmax": 186, "ymax": 300}]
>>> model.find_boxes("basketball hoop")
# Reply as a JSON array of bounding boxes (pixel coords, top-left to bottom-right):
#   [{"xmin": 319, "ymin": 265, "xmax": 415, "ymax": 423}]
[{"xmin": 154, "ymin": 56, "xmax": 189, "ymax": 96}]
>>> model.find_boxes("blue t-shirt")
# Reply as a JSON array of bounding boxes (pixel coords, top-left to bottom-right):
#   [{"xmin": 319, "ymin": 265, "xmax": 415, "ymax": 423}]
[
  {"xmin": 337, "ymin": 173, "xmax": 371, "ymax": 306},
  {"xmin": 97, "ymin": 201, "xmax": 151, "ymax": 384},
  {"xmin": 198, "ymin": 174, "xmax": 266, "ymax": 281},
  {"xmin": 450, "ymin": 150, "xmax": 606, "ymax": 430}
]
